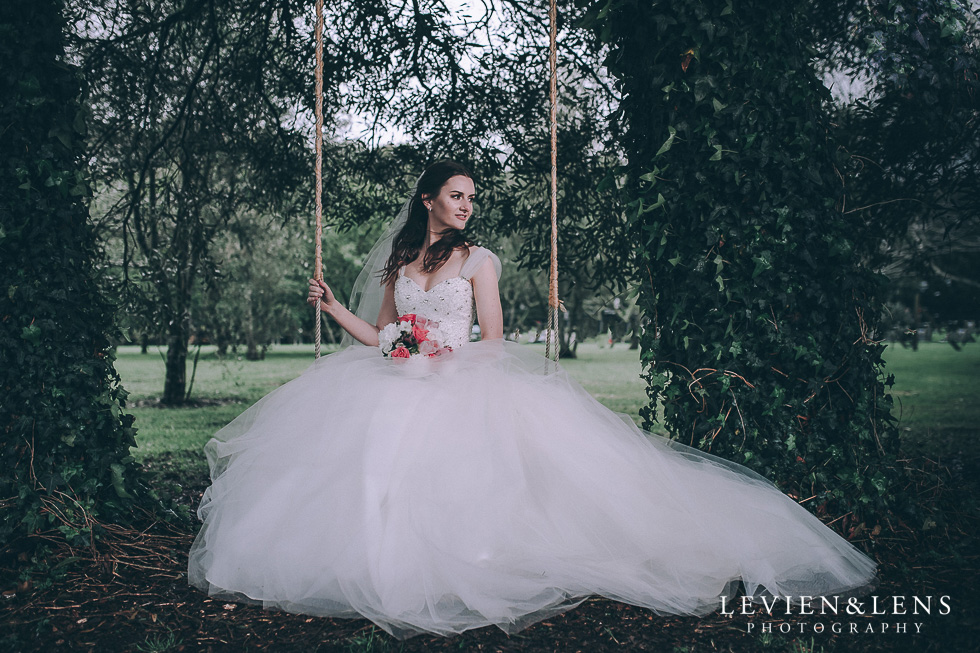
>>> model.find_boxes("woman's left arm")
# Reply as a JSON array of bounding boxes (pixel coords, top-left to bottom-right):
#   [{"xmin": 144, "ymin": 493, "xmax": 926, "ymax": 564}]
[{"xmin": 471, "ymin": 258, "xmax": 504, "ymax": 340}]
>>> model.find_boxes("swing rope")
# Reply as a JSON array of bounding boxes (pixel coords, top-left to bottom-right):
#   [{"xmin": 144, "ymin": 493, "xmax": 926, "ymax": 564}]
[
  {"xmin": 313, "ymin": 0, "xmax": 325, "ymax": 359},
  {"xmin": 545, "ymin": 0, "xmax": 561, "ymax": 363}
]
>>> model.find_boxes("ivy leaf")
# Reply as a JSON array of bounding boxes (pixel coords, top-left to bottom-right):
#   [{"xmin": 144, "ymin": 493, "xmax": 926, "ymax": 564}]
[
  {"xmin": 20, "ymin": 324, "xmax": 41, "ymax": 346},
  {"xmin": 656, "ymin": 126, "xmax": 677, "ymax": 157},
  {"xmin": 110, "ymin": 464, "xmax": 133, "ymax": 499}
]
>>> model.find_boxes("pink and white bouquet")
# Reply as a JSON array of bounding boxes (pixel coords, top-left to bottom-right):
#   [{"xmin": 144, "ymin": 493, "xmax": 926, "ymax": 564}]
[{"xmin": 379, "ymin": 314, "xmax": 452, "ymax": 359}]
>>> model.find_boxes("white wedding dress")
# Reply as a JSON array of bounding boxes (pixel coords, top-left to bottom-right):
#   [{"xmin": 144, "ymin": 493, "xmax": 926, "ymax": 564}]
[{"xmin": 188, "ymin": 246, "xmax": 876, "ymax": 638}]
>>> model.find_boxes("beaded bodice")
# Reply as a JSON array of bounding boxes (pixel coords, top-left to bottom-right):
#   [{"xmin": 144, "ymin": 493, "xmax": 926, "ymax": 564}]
[{"xmin": 394, "ymin": 273, "xmax": 474, "ymax": 349}]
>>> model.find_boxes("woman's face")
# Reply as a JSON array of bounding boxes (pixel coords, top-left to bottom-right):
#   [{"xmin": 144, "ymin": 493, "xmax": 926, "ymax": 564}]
[{"xmin": 423, "ymin": 175, "xmax": 475, "ymax": 232}]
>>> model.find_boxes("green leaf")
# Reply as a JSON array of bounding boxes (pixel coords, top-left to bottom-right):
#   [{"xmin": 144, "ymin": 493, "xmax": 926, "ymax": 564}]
[
  {"xmin": 110, "ymin": 464, "xmax": 133, "ymax": 499},
  {"xmin": 20, "ymin": 324, "xmax": 41, "ymax": 346},
  {"xmin": 655, "ymin": 126, "xmax": 677, "ymax": 157},
  {"xmin": 49, "ymin": 127, "xmax": 72, "ymax": 149}
]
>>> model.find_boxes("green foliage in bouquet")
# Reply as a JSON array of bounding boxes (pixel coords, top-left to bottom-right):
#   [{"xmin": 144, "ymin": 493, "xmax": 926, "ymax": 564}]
[
  {"xmin": 0, "ymin": 0, "xmax": 150, "ymax": 557},
  {"xmin": 584, "ymin": 0, "xmax": 907, "ymax": 527}
]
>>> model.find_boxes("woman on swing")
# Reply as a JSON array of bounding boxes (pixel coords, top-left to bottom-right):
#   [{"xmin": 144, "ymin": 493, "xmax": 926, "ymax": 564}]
[{"xmin": 188, "ymin": 160, "xmax": 876, "ymax": 638}]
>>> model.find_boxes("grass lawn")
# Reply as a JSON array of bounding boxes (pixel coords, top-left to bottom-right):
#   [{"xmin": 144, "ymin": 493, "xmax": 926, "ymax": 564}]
[
  {"xmin": 117, "ymin": 343, "xmax": 333, "ymax": 461},
  {"xmin": 118, "ymin": 340, "xmax": 659, "ymax": 462},
  {"xmin": 119, "ymin": 340, "xmax": 978, "ymax": 464},
  {"xmin": 878, "ymin": 343, "xmax": 980, "ymax": 462}
]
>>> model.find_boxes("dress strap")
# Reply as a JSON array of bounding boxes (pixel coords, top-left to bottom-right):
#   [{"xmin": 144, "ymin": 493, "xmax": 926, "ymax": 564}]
[{"xmin": 460, "ymin": 246, "xmax": 502, "ymax": 280}]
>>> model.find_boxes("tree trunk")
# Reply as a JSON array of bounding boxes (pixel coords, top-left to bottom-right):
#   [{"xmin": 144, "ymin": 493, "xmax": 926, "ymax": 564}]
[
  {"xmin": 912, "ymin": 291, "xmax": 921, "ymax": 351},
  {"xmin": 321, "ymin": 314, "xmax": 338, "ymax": 345},
  {"xmin": 560, "ymin": 284, "xmax": 581, "ymax": 359},
  {"xmin": 162, "ymin": 317, "xmax": 189, "ymax": 405},
  {"xmin": 244, "ymin": 287, "xmax": 262, "ymax": 360},
  {"xmin": 245, "ymin": 337, "xmax": 261, "ymax": 360}
]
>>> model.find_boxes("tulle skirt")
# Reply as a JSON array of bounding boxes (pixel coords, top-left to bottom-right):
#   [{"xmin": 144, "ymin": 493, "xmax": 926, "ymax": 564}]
[{"xmin": 187, "ymin": 340, "xmax": 876, "ymax": 638}]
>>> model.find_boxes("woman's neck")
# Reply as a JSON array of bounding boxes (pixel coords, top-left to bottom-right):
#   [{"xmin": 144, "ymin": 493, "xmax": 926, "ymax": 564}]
[
  {"xmin": 424, "ymin": 218, "xmax": 451, "ymax": 250},
  {"xmin": 425, "ymin": 231, "xmax": 442, "ymax": 249}
]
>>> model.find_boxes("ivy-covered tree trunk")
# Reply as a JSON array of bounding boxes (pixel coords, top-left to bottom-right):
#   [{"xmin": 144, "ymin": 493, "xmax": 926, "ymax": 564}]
[
  {"xmin": 0, "ymin": 0, "xmax": 147, "ymax": 554},
  {"xmin": 588, "ymin": 0, "xmax": 903, "ymax": 527}
]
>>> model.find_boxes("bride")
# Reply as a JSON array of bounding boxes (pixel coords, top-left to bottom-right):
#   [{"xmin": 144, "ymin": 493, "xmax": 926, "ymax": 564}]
[{"xmin": 188, "ymin": 160, "xmax": 877, "ymax": 638}]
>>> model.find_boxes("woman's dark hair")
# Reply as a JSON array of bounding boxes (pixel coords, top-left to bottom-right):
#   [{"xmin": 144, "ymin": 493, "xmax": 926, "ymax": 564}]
[{"xmin": 381, "ymin": 160, "xmax": 473, "ymax": 285}]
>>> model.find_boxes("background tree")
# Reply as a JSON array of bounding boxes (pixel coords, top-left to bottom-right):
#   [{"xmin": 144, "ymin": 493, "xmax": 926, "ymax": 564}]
[
  {"xmin": 192, "ymin": 144, "xmax": 410, "ymax": 358},
  {"xmin": 817, "ymin": 0, "xmax": 980, "ymax": 345},
  {"xmin": 0, "ymin": 0, "xmax": 148, "ymax": 559},
  {"xmin": 586, "ymin": 0, "xmax": 909, "ymax": 527},
  {"xmin": 74, "ymin": 0, "xmax": 312, "ymax": 404}
]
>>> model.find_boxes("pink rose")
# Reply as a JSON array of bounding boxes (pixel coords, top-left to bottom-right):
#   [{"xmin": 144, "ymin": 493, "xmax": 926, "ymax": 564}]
[
  {"xmin": 418, "ymin": 340, "xmax": 438, "ymax": 356},
  {"xmin": 412, "ymin": 325, "xmax": 429, "ymax": 342},
  {"xmin": 390, "ymin": 346, "xmax": 411, "ymax": 359},
  {"xmin": 399, "ymin": 313, "xmax": 417, "ymax": 324}
]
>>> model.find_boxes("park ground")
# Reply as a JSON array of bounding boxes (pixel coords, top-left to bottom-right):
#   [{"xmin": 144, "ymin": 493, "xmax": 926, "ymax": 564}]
[{"xmin": 2, "ymin": 342, "xmax": 978, "ymax": 652}]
